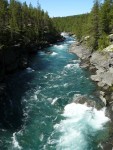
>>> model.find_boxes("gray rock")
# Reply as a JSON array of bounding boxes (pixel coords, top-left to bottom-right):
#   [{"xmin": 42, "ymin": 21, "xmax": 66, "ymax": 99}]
[
  {"xmin": 109, "ymin": 52, "xmax": 113, "ymax": 58},
  {"xmin": 100, "ymin": 91, "xmax": 105, "ymax": 96},
  {"xmin": 109, "ymin": 67, "xmax": 113, "ymax": 73},
  {"xmin": 74, "ymin": 95, "xmax": 97, "ymax": 108},
  {"xmin": 97, "ymin": 81, "xmax": 106, "ymax": 87},
  {"xmin": 70, "ymin": 42, "xmax": 113, "ymax": 91},
  {"xmin": 101, "ymin": 71, "xmax": 113, "ymax": 86},
  {"xmin": 109, "ymin": 34, "xmax": 113, "ymax": 41},
  {"xmin": 99, "ymin": 91, "xmax": 107, "ymax": 106},
  {"xmin": 103, "ymin": 44, "xmax": 113, "ymax": 52},
  {"xmin": 69, "ymin": 43, "xmax": 91, "ymax": 60},
  {"xmin": 91, "ymin": 75, "xmax": 101, "ymax": 82},
  {"xmin": 92, "ymin": 71, "xmax": 113, "ymax": 87},
  {"xmin": 90, "ymin": 52, "xmax": 109, "ymax": 70}
]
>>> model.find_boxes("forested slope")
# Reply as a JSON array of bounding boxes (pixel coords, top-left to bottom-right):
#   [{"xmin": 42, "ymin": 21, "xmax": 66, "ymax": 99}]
[
  {"xmin": 0, "ymin": 0, "xmax": 63, "ymax": 80},
  {"xmin": 53, "ymin": 0, "xmax": 113, "ymax": 51},
  {"xmin": 0, "ymin": 0, "xmax": 61, "ymax": 48}
]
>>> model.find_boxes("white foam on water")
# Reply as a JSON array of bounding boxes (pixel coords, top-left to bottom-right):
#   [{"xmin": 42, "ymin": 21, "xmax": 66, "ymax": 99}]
[
  {"xmin": 39, "ymin": 133, "xmax": 44, "ymax": 142},
  {"xmin": 63, "ymin": 83, "xmax": 68, "ymax": 87},
  {"xmin": 72, "ymin": 59, "xmax": 81, "ymax": 63},
  {"xmin": 33, "ymin": 94, "xmax": 37, "ymax": 100},
  {"xmin": 61, "ymin": 32, "xmax": 68, "ymax": 37},
  {"xmin": 51, "ymin": 52, "xmax": 58, "ymax": 56},
  {"xmin": 26, "ymin": 67, "xmax": 35, "ymax": 73},
  {"xmin": 44, "ymin": 75, "xmax": 48, "ymax": 79},
  {"xmin": 67, "ymin": 40, "xmax": 75, "ymax": 44},
  {"xmin": 47, "ymin": 98, "xmax": 53, "ymax": 102},
  {"xmin": 54, "ymin": 45, "xmax": 65, "ymax": 50},
  {"xmin": 51, "ymin": 97, "xmax": 59, "ymax": 105},
  {"xmin": 54, "ymin": 103, "xmax": 109, "ymax": 150},
  {"xmin": 12, "ymin": 133, "xmax": 22, "ymax": 150},
  {"xmin": 98, "ymin": 143, "xmax": 103, "ymax": 149},
  {"xmin": 53, "ymin": 85, "xmax": 59, "ymax": 88},
  {"xmin": 64, "ymin": 63, "xmax": 79, "ymax": 69}
]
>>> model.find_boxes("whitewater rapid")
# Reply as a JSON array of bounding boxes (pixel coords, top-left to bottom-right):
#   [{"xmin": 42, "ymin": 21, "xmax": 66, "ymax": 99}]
[
  {"xmin": 55, "ymin": 103, "xmax": 109, "ymax": 150},
  {"xmin": 0, "ymin": 35, "xmax": 110, "ymax": 150}
]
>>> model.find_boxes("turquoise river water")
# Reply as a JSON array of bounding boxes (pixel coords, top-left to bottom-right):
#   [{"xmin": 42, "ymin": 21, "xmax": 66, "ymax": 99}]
[{"xmin": 0, "ymin": 36, "xmax": 110, "ymax": 150}]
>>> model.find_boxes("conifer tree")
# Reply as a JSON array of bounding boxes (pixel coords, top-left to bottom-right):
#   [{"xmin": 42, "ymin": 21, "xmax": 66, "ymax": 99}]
[
  {"xmin": 89, "ymin": 0, "xmax": 100, "ymax": 50},
  {"xmin": 0, "ymin": 0, "xmax": 8, "ymax": 45},
  {"xmin": 9, "ymin": 0, "xmax": 19, "ymax": 40},
  {"xmin": 99, "ymin": 0, "xmax": 112, "ymax": 34}
]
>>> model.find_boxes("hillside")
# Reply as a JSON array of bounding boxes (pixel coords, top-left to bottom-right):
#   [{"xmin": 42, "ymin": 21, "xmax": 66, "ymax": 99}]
[{"xmin": 53, "ymin": 0, "xmax": 113, "ymax": 51}]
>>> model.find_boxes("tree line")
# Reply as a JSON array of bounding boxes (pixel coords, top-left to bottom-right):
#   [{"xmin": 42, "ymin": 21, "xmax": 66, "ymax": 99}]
[
  {"xmin": 0, "ymin": 0, "xmax": 61, "ymax": 49},
  {"xmin": 53, "ymin": 0, "xmax": 113, "ymax": 51}
]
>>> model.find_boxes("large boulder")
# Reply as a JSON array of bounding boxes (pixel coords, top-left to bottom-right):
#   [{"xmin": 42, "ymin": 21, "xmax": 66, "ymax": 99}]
[
  {"xmin": 90, "ymin": 52, "xmax": 109, "ymax": 70},
  {"xmin": 73, "ymin": 95, "xmax": 103, "ymax": 109},
  {"xmin": 70, "ymin": 43, "xmax": 91, "ymax": 60},
  {"xmin": 91, "ymin": 71, "xmax": 113, "ymax": 87}
]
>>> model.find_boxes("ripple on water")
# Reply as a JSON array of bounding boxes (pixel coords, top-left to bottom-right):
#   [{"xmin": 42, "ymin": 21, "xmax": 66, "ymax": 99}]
[
  {"xmin": 53, "ymin": 45, "xmax": 66, "ymax": 50},
  {"xmin": 64, "ymin": 63, "xmax": 79, "ymax": 70},
  {"xmin": 51, "ymin": 52, "xmax": 58, "ymax": 56},
  {"xmin": 12, "ymin": 133, "xmax": 22, "ymax": 150},
  {"xmin": 2, "ymin": 36, "xmax": 110, "ymax": 150}
]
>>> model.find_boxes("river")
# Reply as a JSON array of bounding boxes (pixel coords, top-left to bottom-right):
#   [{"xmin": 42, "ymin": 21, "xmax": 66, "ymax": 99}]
[{"xmin": 0, "ymin": 35, "xmax": 110, "ymax": 150}]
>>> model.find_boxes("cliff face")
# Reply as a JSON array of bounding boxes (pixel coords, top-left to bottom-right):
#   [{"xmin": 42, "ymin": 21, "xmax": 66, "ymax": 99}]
[{"xmin": 70, "ymin": 42, "xmax": 113, "ymax": 105}]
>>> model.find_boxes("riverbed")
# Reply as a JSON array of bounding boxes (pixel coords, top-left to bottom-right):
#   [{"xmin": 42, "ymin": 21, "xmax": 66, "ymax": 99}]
[{"xmin": 0, "ymin": 36, "xmax": 110, "ymax": 150}]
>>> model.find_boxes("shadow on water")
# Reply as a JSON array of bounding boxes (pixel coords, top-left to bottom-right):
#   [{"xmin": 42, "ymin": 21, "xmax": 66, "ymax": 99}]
[
  {"xmin": 29, "ymin": 50, "xmax": 53, "ymax": 71},
  {"xmin": 0, "ymin": 50, "xmax": 51, "ymax": 131}
]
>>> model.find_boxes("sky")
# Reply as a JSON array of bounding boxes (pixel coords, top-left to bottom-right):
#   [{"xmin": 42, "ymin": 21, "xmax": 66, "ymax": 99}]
[{"xmin": 19, "ymin": 0, "xmax": 95, "ymax": 17}]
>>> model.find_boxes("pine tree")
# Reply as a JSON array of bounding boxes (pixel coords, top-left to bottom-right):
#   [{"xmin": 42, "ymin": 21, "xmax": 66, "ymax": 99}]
[
  {"xmin": 0, "ymin": 0, "xmax": 8, "ymax": 45},
  {"xmin": 99, "ymin": 0, "xmax": 113, "ymax": 34},
  {"xmin": 89, "ymin": 0, "xmax": 100, "ymax": 50},
  {"xmin": 9, "ymin": 0, "xmax": 19, "ymax": 40}
]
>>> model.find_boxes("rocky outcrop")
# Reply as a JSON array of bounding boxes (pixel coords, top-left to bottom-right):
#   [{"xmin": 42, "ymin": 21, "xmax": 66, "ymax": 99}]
[
  {"xmin": 69, "ymin": 42, "xmax": 113, "ymax": 106},
  {"xmin": 90, "ymin": 51, "xmax": 113, "ymax": 88},
  {"xmin": 70, "ymin": 41, "xmax": 113, "ymax": 149},
  {"xmin": 73, "ymin": 95, "xmax": 104, "ymax": 109},
  {"xmin": 70, "ymin": 42, "xmax": 91, "ymax": 60}
]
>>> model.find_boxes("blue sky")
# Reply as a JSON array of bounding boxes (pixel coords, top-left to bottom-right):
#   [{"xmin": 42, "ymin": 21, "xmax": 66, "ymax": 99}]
[{"xmin": 19, "ymin": 0, "xmax": 94, "ymax": 17}]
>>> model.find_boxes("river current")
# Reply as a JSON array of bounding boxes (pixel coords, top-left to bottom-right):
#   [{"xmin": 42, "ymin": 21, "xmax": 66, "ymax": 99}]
[{"xmin": 0, "ymin": 36, "xmax": 110, "ymax": 150}]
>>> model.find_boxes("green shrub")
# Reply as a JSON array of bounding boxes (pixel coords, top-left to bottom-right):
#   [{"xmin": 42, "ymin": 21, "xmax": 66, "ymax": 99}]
[{"xmin": 98, "ymin": 33, "xmax": 109, "ymax": 51}]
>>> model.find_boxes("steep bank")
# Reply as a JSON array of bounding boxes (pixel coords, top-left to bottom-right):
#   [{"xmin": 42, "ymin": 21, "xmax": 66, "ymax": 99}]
[
  {"xmin": 0, "ymin": 35, "xmax": 64, "ymax": 82},
  {"xmin": 69, "ymin": 42, "xmax": 113, "ymax": 149},
  {"xmin": 70, "ymin": 42, "xmax": 113, "ymax": 105}
]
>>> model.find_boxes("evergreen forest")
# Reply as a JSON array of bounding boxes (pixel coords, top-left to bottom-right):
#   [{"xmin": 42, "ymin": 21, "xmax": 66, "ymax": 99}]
[
  {"xmin": 53, "ymin": 0, "xmax": 113, "ymax": 51},
  {"xmin": 0, "ymin": 0, "xmax": 61, "ymax": 49}
]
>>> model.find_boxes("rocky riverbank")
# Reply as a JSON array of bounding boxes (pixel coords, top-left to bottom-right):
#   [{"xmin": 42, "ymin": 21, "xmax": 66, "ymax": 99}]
[
  {"xmin": 70, "ymin": 42, "xmax": 113, "ymax": 105},
  {"xmin": 70, "ymin": 42, "xmax": 113, "ymax": 149}
]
